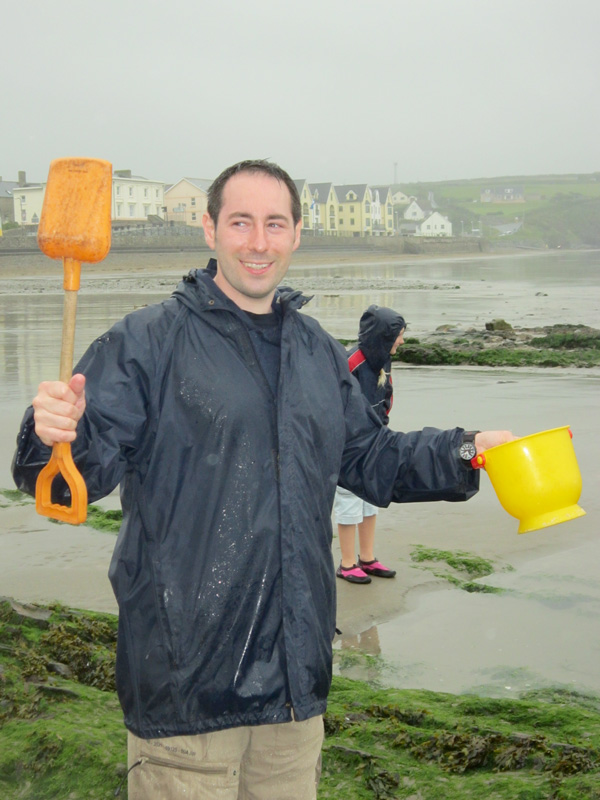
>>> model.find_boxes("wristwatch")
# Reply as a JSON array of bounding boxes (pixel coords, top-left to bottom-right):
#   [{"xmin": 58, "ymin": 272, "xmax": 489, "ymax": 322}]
[{"xmin": 459, "ymin": 431, "xmax": 480, "ymax": 465}]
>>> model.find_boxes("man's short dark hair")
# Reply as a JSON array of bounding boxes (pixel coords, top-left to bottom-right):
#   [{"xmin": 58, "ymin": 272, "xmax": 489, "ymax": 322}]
[{"xmin": 207, "ymin": 159, "xmax": 301, "ymax": 227}]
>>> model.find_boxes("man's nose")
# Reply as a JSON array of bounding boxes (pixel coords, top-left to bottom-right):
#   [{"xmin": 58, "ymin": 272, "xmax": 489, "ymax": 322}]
[{"xmin": 248, "ymin": 225, "xmax": 267, "ymax": 252}]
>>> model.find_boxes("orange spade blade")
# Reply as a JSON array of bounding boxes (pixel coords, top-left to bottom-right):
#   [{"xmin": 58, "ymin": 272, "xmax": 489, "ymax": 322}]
[
  {"xmin": 37, "ymin": 157, "xmax": 112, "ymax": 263},
  {"xmin": 36, "ymin": 442, "xmax": 88, "ymax": 525}
]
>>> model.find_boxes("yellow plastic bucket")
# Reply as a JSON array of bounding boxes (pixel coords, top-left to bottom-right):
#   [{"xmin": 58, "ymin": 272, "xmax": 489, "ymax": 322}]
[{"xmin": 476, "ymin": 426, "xmax": 586, "ymax": 534}]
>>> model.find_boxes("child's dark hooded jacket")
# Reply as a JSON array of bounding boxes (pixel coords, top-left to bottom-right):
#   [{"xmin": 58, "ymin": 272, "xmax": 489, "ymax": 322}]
[{"xmin": 348, "ymin": 304, "xmax": 406, "ymax": 425}]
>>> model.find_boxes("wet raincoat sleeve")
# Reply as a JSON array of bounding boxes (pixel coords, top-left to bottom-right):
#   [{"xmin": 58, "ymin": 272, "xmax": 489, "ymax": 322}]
[
  {"xmin": 12, "ymin": 304, "xmax": 168, "ymax": 503},
  {"xmin": 333, "ymin": 342, "xmax": 479, "ymax": 507}
]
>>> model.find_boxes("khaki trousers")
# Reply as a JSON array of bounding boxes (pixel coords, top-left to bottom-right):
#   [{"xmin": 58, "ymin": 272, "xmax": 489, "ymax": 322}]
[{"xmin": 127, "ymin": 715, "xmax": 324, "ymax": 799}]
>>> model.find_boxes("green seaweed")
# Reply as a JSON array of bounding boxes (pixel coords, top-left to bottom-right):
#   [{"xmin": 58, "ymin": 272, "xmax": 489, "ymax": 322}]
[{"xmin": 2, "ymin": 601, "xmax": 600, "ymax": 798}]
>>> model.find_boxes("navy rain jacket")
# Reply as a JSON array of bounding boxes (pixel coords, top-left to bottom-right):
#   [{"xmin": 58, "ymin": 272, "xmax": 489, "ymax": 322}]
[
  {"xmin": 350, "ymin": 304, "xmax": 406, "ymax": 425},
  {"xmin": 13, "ymin": 262, "xmax": 479, "ymax": 739}
]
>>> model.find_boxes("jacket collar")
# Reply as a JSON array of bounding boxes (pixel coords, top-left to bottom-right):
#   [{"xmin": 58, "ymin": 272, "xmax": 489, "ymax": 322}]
[{"xmin": 175, "ymin": 259, "xmax": 312, "ymax": 314}]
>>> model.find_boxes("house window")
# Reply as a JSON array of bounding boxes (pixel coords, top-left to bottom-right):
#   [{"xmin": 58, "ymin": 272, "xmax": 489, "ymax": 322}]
[
  {"xmin": 144, "ymin": 188, "xmax": 149, "ymax": 197},
  {"xmin": 192, "ymin": 212, "xmax": 197, "ymax": 221},
  {"xmin": 387, "ymin": 205, "xmax": 392, "ymax": 214},
  {"xmin": 143, "ymin": 205, "xmax": 150, "ymax": 217},
  {"xmin": 350, "ymin": 205, "xmax": 354, "ymax": 212},
  {"xmin": 365, "ymin": 203, "xmax": 370, "ymax": 213},
  {"xmin": 191, "ymin": 197, "xmax": 196, "ymax": 206},
  {"xmin": 116, "ymin": 186, "xmax": 121, "ymax": 196},
  {"xmin": 129, "ymin": 204, "xmax": 135, "ymax": 217},
  {"xmin": 129, "ymin": 187, "xmax": 133, "ymax": 197},
  {"xmin": 116, "ymin": 204, "xmax": 122, "ymax": 217},
  {"xmin": 339, "ymin": 206, "xmax": 343, "ymax": 212},
  {"xmin": 339, "ymin": 218, "xmax": 344, "ymax": 225},
  {"xmin": 350, "ymin": 218, "xmax": 355, "ymax": 226},
  {"xmin": 156, "ymin": 189, "xmax": 160, "ymax": 198}
]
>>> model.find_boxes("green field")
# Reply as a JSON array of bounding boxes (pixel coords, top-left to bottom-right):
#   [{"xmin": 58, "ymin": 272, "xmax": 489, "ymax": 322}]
[{"xmin": 395, "ymin": 173, "xmax": 600, "ymax": 248}]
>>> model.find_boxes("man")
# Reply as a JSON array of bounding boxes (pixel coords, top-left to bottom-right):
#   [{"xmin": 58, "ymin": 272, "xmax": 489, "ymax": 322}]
[{"xmin": 12, "ymin": 159, "xmax": 513, "ymax": 799}]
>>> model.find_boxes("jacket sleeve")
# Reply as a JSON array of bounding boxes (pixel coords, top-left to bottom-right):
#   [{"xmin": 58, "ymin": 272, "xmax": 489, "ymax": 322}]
[
  {"xmin": 334, "ymin": 343, "xmax": 479, "ymax": 507},
  {"xmin": 12, "ymin": 304, "xmax": 171, "ymax": 503}
]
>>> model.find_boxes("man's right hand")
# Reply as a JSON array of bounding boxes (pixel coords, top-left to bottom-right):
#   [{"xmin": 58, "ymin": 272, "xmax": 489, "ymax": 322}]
[{"xmin": 32, "ymin": 374, "xmax": 86, "ymax": 446}]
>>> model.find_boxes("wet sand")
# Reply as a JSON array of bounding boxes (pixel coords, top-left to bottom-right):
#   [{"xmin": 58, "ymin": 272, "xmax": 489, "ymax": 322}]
[{"xmin": 1, "ymin": 246, "xmax": 599, "ymax": 697}]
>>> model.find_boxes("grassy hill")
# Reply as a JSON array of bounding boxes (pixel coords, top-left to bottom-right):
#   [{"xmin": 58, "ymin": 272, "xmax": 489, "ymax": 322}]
[{"xmin": 395, "ymin": 173, "xmax": 600, "ymax": 248}]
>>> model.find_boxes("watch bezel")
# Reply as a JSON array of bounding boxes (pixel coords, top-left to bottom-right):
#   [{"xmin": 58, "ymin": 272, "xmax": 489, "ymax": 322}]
[
  {"xmin": 459, "ymin": 430, "xmax": 480, "ymax": 463},
  {"xmin": 459, "ymin": 441, "xmax": 477, "ymax": 460}
]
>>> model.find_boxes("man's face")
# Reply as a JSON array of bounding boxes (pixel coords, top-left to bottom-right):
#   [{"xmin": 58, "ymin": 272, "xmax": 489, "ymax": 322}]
[
  {"xmin": 389, "ymin": 329, "xmax": 405, "ymax": 355},
  {"xmin": 202, "ymin": 171, "xmax": 302, "ymax": 313}
]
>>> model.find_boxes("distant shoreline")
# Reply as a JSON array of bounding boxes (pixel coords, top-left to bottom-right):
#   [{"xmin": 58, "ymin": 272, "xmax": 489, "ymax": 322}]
[{"xmin": 0, "ymin": 242, "xmax": 548, "ymax": 283}]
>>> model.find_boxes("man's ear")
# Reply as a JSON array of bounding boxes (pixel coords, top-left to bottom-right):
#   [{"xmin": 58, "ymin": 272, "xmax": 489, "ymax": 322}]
[{"xmin": 202, "ymin": 212, "xmax": 216, "ymax": 250}]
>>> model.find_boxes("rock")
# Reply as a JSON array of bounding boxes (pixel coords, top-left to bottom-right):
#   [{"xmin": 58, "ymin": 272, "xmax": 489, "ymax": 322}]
[
  {"xmin": 485, "ymin": 319, "xmax": 513, "ymax": 332},
  {"xmin": 7, "ymin": 598, "xmax": 52, "ymax": 628},
  {"xmin": 47, "ymin": 661, "xmax": 74, "ymax": 679}
]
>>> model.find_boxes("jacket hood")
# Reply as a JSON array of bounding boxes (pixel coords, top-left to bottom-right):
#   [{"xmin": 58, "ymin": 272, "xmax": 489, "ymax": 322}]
[
  {"xmin": 173, "ymin": 258, "xmax": 312, "ymax": 314},
  {"xmin": 357, "ymin": 305, "xmax": 406, "ymax": 371}
]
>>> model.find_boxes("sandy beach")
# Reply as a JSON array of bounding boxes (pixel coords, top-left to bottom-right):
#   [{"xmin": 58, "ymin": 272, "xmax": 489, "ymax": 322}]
[{"xmin": 1, "ymin": 244, "xmax": 598, "ymax": 696}]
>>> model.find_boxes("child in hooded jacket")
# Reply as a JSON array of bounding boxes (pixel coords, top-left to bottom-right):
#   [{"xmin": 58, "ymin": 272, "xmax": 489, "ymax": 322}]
[{"xmin": 334, "ymin": 305, "xmax": 406, "ymax": 583}]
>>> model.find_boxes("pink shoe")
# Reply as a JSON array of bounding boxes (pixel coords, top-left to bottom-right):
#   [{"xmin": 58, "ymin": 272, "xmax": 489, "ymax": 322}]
[
  {"xmin": 357, "ymin": 558, "xmax": 396, "ymax": 578},
  {"xmin": 336, "ymin": 563, "xmax": 371, "ymax": 584}
]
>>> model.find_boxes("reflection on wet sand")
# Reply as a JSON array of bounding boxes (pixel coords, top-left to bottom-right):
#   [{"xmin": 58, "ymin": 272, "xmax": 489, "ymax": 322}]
[{"xmin": 1, "ymin": 248, "xmax": 599, "ymax": 698}]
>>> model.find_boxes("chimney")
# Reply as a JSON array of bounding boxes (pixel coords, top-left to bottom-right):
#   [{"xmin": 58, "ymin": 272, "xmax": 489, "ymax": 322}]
[{"xmin": 18, "ymin": 171, "xmax": 26, "ymax": 186}]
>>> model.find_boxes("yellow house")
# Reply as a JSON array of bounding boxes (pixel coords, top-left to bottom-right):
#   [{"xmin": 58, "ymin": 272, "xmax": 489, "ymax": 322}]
[
  {"xmin": 369, "ymin": 185, "xmax": 395, "ymax": 236},
  {"xmin": 308, "ymin": 183, "xmax": 339, "ymax": 235},
  {"xmin": 164, "ymin": 178, "xmax": 212, "ymax": 227},
  {"xmin": 294, "ymin": 179, "xmax": 314, "ymax": 233},
  {"xmin": 334, "ymin": 185, "xmax": 372, "ymax": 237}
]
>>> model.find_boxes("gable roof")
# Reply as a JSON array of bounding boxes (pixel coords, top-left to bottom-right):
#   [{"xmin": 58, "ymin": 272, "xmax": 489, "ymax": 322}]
[
  {"xmin": 294, "ymin": 179, "xmax": 308, "ymax": 194},
  {"xmin": 308, "ymin": 182, "xmax": 333, "ymax": 203},
  {"xmin": 0, "ymin": 180, "xmax": 18, "ymax": 198},
  {"xmin": 334, "ymin": 184, "xmax": 369, "ymax": 203},
  {"xmin": 370, "ymin": 185, "xmax": 392, "ymax": 201},
  {"xmin": 184, "ymin": 178, "xmax": 213, "ymax": 192}
]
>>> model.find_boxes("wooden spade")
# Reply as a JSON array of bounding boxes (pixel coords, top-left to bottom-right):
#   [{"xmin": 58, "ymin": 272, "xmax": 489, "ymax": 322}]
[{"xmin": 35, "ymin": 157, "xmax": 112, "ymax": 524}]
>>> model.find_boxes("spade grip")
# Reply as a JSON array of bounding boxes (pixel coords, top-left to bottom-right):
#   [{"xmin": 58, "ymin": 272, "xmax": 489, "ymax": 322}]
[{"xmin": 35, "ymin": 158, "xmax": 112, "ymax": 525}]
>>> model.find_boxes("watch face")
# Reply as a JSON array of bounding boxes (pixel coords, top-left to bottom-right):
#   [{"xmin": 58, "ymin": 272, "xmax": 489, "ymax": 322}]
[{"xmin": 459, "ymin": 441, "xmax": 477, "ymax": 460}]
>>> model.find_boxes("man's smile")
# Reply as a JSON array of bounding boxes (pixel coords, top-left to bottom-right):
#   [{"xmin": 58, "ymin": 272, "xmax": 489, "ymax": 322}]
[{"xmin": 241, "ymin": 261, "xmax": 272, "ymax": 272}]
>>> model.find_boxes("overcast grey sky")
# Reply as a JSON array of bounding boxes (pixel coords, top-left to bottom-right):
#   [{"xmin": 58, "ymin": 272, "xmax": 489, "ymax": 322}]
[{"xmin": 4, "ymin": 0, "xmax": 599, "ymax": 186}]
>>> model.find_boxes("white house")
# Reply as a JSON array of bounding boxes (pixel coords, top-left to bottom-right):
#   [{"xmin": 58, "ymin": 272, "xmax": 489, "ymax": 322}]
[
  {"xmin": 12, "ymin": 169, "xmax": 166, "ymax": 228},
  {"xmin": 391, "ymin": 189, "xmax": 410, "ymax": 205},
  {"xmin": 403, "ymin": 198, "xmax": 427, "ymax": 221},
  {"xmin": 112, "ymin": 170, "xmax": 166, "ymax": 225},
  {"xmin": 163, "ymin": 178, "xmax": 213, "ymax": 227},
  {"xmin": 415, "ymin": 211, "xmax": 453, "ymax": 237},
  {"xmin": 11, "ymin": 171, "xmax": 45, "ymax": 225},
  {"xmin": 369, "ymin": 186, "xmax": 394, "ymax": 235}
]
